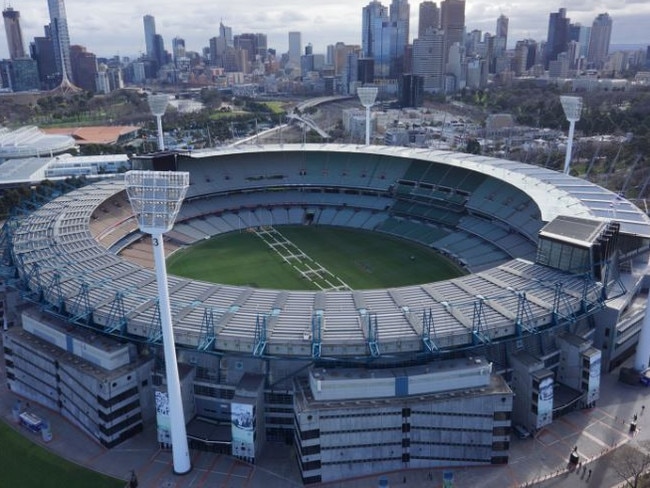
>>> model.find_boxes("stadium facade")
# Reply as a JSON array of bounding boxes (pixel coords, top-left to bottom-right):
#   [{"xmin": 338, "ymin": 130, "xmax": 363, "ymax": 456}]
[{"xmin": 2, "ymin": 144, "xmax": 650, "ymax": 484}]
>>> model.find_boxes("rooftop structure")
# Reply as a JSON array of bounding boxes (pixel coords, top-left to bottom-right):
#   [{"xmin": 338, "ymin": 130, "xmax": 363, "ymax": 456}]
[{"xmin": 0, "ymin": 126, "xmax": 76, "ymax": 161}]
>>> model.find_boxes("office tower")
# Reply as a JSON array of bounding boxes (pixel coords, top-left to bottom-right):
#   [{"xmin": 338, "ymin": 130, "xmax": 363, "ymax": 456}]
[
  {"xmin": 254, "ymin": 33, "xmax": 267, "ymax": 61},
  {"xmin": 288, "ymin": 31, "xmax": 301, "ymax": 66},
  {"xmin": 514, "ymin": 39, "xmax": 538, "ymax": 75},
  {"xmin": 153, "ymin": 34, "xmax": 166, "ymax": 67},
  {"xmin": 48, "ymin": 0, "xmax": 73, "ymax": 83},
  {"xmin": 172, "ymin": 37, "xmax": 185, "ymax": 64},
  {"xmin": 418, "ymin": 1, "xmax": 439, "ymax": 38},
  {"xmin": 362, "ymin": 0, "xmax": 390, "ymax": 78},
  {"xmin": 495, "ymin": 14, "xmax": 508, "ymax": 53},
  {"xmin": 3, "ymin": 7, "xmax": 26, "ymax": 60},
  {"xmin": 234, "ymin": 33, "xmax": 266, "ymax": 63},
  {"xmin": 545, "ymin": 8, "xmax": 571, "ymax": 68},
  {"xmin": 8, "ymin": 57, "xmax": 40, "ymax": 91},
  {"xmin": 440, "ymin": 0, "xmax": 465, "ymax": 65},
  {"xmin": 389, "ymin": 0, "xmax": 409, "ymax": 78},
  {"xmin": 412, "ymin": 29, "xmax": 444, "ymax": 92},
  {"xmin": 399, "ymin": 74, "xmax": 424, "ymax": 107},
  {"xmin": 70, "ymin": 45, "xmax": 98, "ymax": 92},
  {"xmin": 30, "ymin": 26, "xmax": 57, "ymax": 88},
  {"xmin": 342, "ymin": 50, "xmax": 359, "ymax": 94},
  {"xmin": 143, "ymin": 15, "xmax": 156, "ymax": 59},
  {"xmin": 219, "ymin": 22, "xmax": 233, "ymax": 47},
  {"xmin": 588, "ymin": 13, "xmax": 612, "ymax": 68}
]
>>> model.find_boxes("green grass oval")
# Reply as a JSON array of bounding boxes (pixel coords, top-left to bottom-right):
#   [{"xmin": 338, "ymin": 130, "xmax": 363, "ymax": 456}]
[{"xmin": 167, "ymin": 226, "xmax": 465, "ymax": 290}]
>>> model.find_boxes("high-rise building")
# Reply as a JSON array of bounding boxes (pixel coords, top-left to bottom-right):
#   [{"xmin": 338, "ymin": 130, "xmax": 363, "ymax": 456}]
[
  {"xmin": 288, "ymin": 31, "xmax": 302, "ymax": 66},
  {"xmin": 30, "ymin": 26, "xmax": 58, "ymax": 89},
  {"xmin": 412, "ymin": 28, "xmax": 444, "ymax": 92},
  {"xmin": 545, "ymin": 8, "xmax": 571, "ymax": 68},
  {"xmin": 70, "ymin": 45, "xmax": 98, "ymax": 92},
  {"xmin": 48, "ymin": 0, "xmax": 74, "ymax": 83},
  {"xmin": 440, "ymin": 0, "xmax": 465, "ymax": 65},
  {"xmin": 588, "ymin": 13, "xmax": 612, "ymax": 69},
  {"xmin": 418, "ymin": 1, "xmax": 439, "ymax": 38},
  {"xmin": 389, "ymin": 0, "xmax": 409, "ymax": 78},
  {"xmin": 495, "ymin": 14, "xmax": 508, "ymax": 53},
  {"xmin": 362, "ymin": 0, "xmax": 409, "ymax": 79},
  {"xmin": 362, "ymin": 0, "xmax": 390, "ymax": 78},
  {"xmin": 172, "ymin": 37, "xmax": 186, "ymax": 64},
  {"xmin": 3, "ymin": 7, "xmax": 26, "ymax": 60},
  {"xmin": 220, "ymin": 22, "xmax": 233, "ymax": 48},
  {"xmin": 143, "ymin": 15, "xmax": 156, "ymax": 59}
]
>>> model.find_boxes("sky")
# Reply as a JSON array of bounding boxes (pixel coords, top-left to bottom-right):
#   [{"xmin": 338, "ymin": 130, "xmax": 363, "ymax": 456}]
[{"xmin": 2, "ymin": 0, "xmax": 649, "ymax": 60}]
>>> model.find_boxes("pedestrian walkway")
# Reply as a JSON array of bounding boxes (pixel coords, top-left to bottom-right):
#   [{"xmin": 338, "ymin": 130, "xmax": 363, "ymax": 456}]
[{"xmin": 2, "ymin": 337, "xmax": 650, "ymax": 488}]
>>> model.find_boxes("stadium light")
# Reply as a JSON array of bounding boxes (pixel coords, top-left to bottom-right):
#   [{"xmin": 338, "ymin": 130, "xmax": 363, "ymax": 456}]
[
  {"xmin": 125, "ymin": 170, "xmax": 191, "ymax": 475},
  {"xmin": 560, "ymin": 95, "xmax": 583, "ymax": 175},
  {"xmin": 148, "ymin": 94, "xmax": 169, "ymax": 152},
  {"xmin": 357, "ymin": 86, "xmax": 378, "ymax": 145},
  {"xmin": 635, "ymin": 293, "xmax": 650, "ymax": 372}
]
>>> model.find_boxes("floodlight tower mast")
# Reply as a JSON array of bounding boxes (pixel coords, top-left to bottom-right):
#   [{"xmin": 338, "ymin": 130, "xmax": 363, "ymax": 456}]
[
  {"xmin": 357, "ymin": 86, "xmax": 379, "ymax": 145},
  {"xmin": 125, "ymin": 170, "xmax": 191, "ymax": 475},
  {"xmin": 635, "ymin": 293, "xmax": 650, "ymax": 372},
  {"xmin": 560, "ymin": 95, "xmax": 583, "ymax": 175},
  {"xmin": 148, "ymin": 94, "xmax": 169, "ymax": 151}
]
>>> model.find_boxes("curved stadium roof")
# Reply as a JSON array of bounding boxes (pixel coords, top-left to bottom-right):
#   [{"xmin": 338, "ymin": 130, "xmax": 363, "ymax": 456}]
[
  {"xmin": 0, "ymin": 126, "xmax": 76, "ymax": 160},
  {"xmin": 10, "ymin": 144, "xmax": 650, "ymax": 360}
]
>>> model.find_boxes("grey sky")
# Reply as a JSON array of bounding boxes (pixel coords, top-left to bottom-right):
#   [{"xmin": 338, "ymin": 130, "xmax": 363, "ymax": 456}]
[{"xmin": 2, "ymin": 0, "xmax": 649, "ymax": 59}]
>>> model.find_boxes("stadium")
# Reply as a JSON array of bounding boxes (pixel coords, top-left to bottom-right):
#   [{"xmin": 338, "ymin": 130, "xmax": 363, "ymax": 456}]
[{"xmin": 3, "ymin": 143, "xmax": 650, "ymax": 484}]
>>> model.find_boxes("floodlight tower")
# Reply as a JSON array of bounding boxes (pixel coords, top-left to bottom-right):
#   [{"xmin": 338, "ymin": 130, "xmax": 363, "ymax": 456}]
[
  {"xmin": 357, "ymin": 86, "xmax": 379, "ymax": 145},
  {"xmin": 125, "ymin": 170, "xmax": 191, "ymax": 475},
  {"xmin": 148, "ymin": 94, "xmax": 169, "ymax": 151},
  {"xmin": 635, "ymin": 293, "xmax": 650, "ymax": 372},
  {"xmin": 560, "ymin": 95, "xmax": 583, "ymax": 175}
]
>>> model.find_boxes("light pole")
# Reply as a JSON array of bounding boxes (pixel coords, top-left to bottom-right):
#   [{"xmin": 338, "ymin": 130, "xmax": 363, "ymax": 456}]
[
  {"xmin": 148, "ymin": 94, "xmax": 169, "ymax": 152},
  {"xmin": 125, "ymin": 170, "xmax": 191, "ymax": 475},
  {"xmin": 357, "ymin": 86, "xmax": 379, "ymax": 145},
  {"xmin": 560, "ymin": 95, "xmax": 583, "ymax": 175}
]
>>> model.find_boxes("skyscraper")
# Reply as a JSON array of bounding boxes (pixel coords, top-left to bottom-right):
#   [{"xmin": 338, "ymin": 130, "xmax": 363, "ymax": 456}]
[
  {"xmin": 545, "ymin": 8, "xmax": 571, "ymax": 68},
  {"xmin": 496, "ymin": 14, "xmax": 508, "ymax": 50},
  {"xmin": 440, "ymin": 0, "xmax": 465, "ymax": 65},
  {"xmin": 288, "ymin": 31, "xmax": 302, "ymax": 67},
  {"xmin": 389, "ymin": 0, "xmax": 409, "ymax": 78},
  {"xmin": 418, "ymin": 1, "xmax": 439, "ymax": 38},
  {"xmin": 362, "ymin": 0, "xmax": 390, "ymax": 78},
  {"xmin": 143, "ymin": 15, "xmax": 156, "ymax": 59},
  {"xmin": 48, "ymin": 0, "xmax": 73, "ymax": 83},
  {"xmin": 412, "ymin": 28, "xmax": 445, "ymax": 92},
  {"xmin": 588, "ymin": 13, "xmax": 612, "ymax": 69},
  {"xmin": 3, "ymin": 7, "xmax": 26, "ymax": 60}
]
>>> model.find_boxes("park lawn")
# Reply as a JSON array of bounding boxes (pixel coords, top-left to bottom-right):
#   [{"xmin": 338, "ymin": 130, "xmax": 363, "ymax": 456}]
[
  {"xmin": 0, "ymin": 422, "xmax": 123, "ymax": 488},
  {"xmin": 167, "ymin": 226, "xmax": 464, "ymax": 290},
  {"xmin": 261, "ymin": 101, "xmax": 286, "ymax": 114}
]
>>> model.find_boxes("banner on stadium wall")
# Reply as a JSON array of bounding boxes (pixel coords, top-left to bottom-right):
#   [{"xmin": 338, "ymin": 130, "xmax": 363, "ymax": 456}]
[
  {"xmin": 155, "ymin": 390, "xmax": 171, "ymax": 445},
  {"xmin": 536, "ymin": 376, "xmax": 553, "ymax": 429},
  {"xmin": 587, "ymin": 352, "xmax": 601, "ymax": 404},
  {"xmin": 231, "ymin": 402, "xmax": 255, "ymax": 459}
]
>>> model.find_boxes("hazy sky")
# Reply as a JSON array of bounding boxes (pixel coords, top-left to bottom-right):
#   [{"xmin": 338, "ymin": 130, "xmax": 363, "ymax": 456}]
[{"xmin": 2, "ymin": 0, "xmax": 649, "ymax": 59}]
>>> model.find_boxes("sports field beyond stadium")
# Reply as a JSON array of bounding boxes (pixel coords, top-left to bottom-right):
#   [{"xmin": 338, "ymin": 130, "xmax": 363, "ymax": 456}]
[{"xmin": 167, "ymin": 226, "xmax": 465, "ymax": 290}]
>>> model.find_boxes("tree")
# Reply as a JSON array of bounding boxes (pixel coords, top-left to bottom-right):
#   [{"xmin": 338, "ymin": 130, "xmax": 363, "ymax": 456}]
[
  {"xmin": 613, "ymin": 443, "xmax": 650, "ymax": 488},
  {"xmin": 465, "ymin": 138, "xmax": 481, "ymax": 155}
]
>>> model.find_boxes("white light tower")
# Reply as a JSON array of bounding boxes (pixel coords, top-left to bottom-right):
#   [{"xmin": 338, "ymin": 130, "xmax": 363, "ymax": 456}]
[
  {"xmin": 357, "ymin": 86, "xmax": 379, "ymax": 145},
  {"xmin": 560, "ymin": 95, "xmax": 583, "ymax": 175},
  {"xmin": 635, "ymin": 292, "xmax": 650, "ymax": 372},
  {"xmin": 148, "ymin": 94, "xmax": 169, "ymax": 151},
  {"xmin": 125, "ymin": 170, "xmax": 191, "ymax": 475}
]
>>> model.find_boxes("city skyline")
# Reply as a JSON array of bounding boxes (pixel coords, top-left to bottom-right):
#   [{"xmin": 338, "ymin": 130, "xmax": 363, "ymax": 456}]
[{"xmin": 1, "ymin": 0, "xmax": 649, "ymax": 60}]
